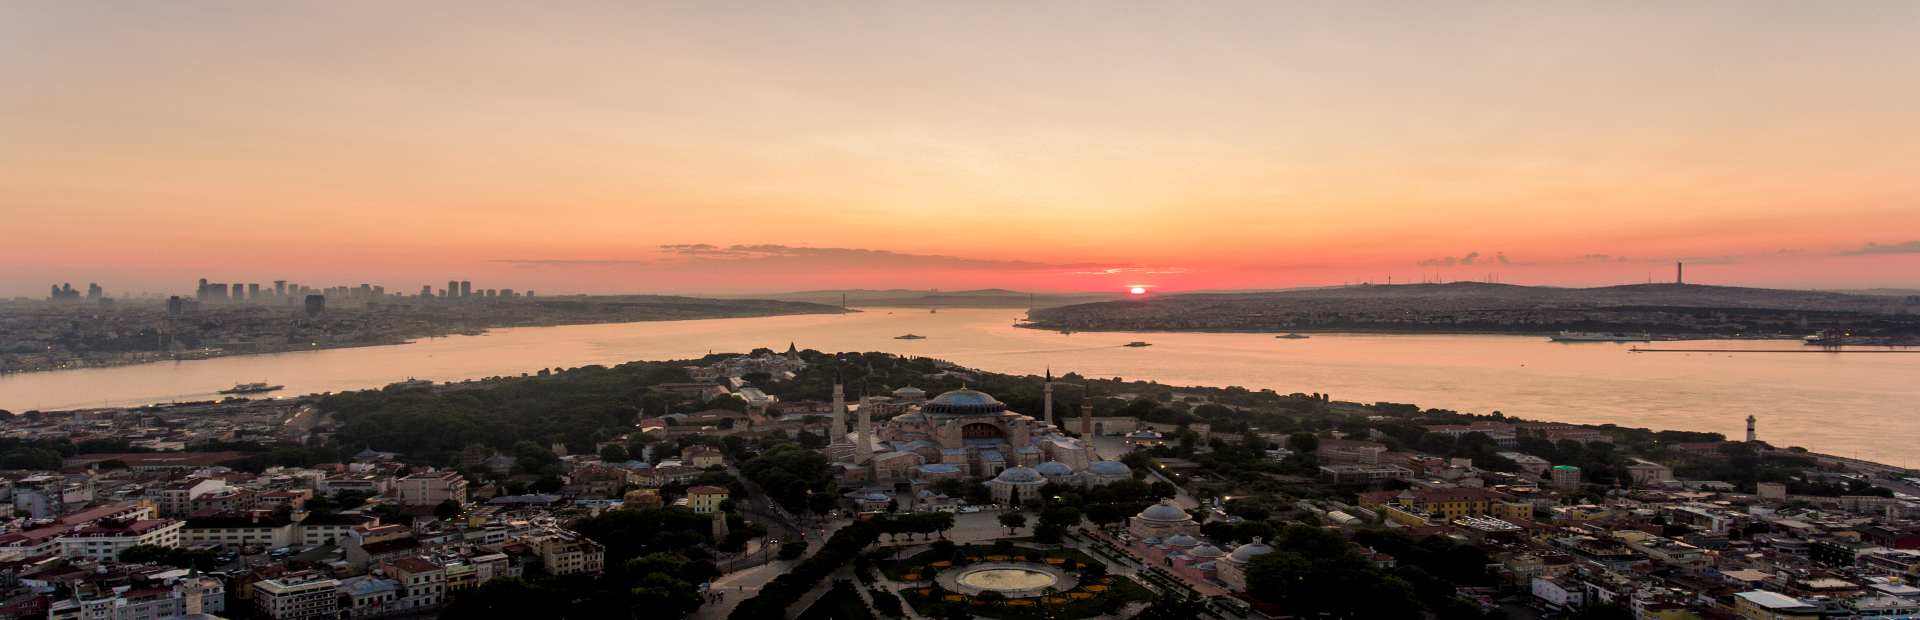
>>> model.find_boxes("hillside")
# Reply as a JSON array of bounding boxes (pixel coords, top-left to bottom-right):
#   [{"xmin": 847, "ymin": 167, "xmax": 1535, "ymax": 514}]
[{"xmin": 1023, "ymin": 283, "xmax": 1918, "ymax": 336}]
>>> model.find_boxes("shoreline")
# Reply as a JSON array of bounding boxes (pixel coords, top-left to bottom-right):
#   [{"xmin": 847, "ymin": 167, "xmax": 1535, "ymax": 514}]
[{"xmin": 1013, "ymin": 323, "xmax": 1821, "ymax": 341}]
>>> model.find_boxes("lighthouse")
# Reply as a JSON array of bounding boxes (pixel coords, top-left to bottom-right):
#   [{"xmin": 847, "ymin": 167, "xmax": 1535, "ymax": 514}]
[{"xmin": 1746, "ymin": 415, "xmax": 1756, "ymax": 443}]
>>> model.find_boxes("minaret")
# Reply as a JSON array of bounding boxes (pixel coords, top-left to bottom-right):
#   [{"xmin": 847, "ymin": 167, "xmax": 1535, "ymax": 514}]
[
  {"xmin": 1043, "ymin": 368, "xmax": 1054, "ymax": 426},
  {"xmin": 1080, "ymin": 382, "xmax": 1094, "ymax": 436},
  {"xmin": 1746, "ymin": 415, "xmax": 1756, "ymax": 443},
  {"xmin": 183, "ymin": 569, "xmax": 205, "ymax": 616},
  {"xmin": 831, "ymin": 373, "xmax": 846, "ymax": 440},
  {"xmin": 855, "ymin": 390, "xmax": 873, "ymax": 464}
]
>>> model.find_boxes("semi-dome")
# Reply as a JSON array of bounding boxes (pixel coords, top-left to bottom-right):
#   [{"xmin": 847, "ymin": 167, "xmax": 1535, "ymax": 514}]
[
  {"xmin": 1137, "ymin": 500, "xmax": 1191, "ymax": 522},
  {"xmin": 1089, "ymin": 461, "xmax": 1132, "ymax": 476},
  {"xmin": 1163, "ymin": 535, "xmax": 1201, "ymax": 547},
  {"xmin": 1226, "ymin": 538, "xmax": 1274, "ymax": 563},
  {"xmin": 918, "ymin": 463, "xmax": 962, "ymax": 474},
  {"xmin": 893, "ymin": 386, "xmax": 925, "ymax": 394},
  {"xmin": 922, "ymin": 389, "xmax": 1008, "ymax": 415},
  {"xmin": 1035, "ymin": 461, "xmax": 1075, "ymax": 477},
  {"xmin": 994, "ymin": 466, "xmax": 1044, "ymax": 484},
  {"xmin": 1189, "ymin": 544, "xmax": 1226, "ymax": 558}
]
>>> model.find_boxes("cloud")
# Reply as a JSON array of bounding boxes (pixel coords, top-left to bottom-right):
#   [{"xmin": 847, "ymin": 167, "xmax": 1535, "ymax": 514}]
[
  {"xmin": 1580, "ymin": 254, "xmax": 1627, "ymax": 263},
  {"xmin": 1675, "ymin": 255, "xmax": 1744, "ymax": 265},
  {"xmin": 489, "ymin": 259, "xmax": 650, "ymax": 269},
  {"xmin": 1776, "ymin": 248, "xmax": 1804, "ymax": 255},
  {"xmin": 493, "ymin": 245, "xmax": 1188, "ymax": 276},
  {"xmin": 1416, "ymin": 251, "xmax": 1508, "ymax": 267},
  {"xmin": 1835, "ymin": 241, "xmax": 1920, "ymax": 256}
]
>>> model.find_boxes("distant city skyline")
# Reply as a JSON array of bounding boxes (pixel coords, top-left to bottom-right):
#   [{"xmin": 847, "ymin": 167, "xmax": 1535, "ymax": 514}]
[{"xmin": 5, "ymin": 2, "xmax": 1919, "ymax": 296}]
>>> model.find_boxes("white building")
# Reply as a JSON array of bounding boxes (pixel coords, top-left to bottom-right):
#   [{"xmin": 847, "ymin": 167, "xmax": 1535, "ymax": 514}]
[{"xmin": 56, "ymin": 519, "xmax": 182, "ymax": 561}]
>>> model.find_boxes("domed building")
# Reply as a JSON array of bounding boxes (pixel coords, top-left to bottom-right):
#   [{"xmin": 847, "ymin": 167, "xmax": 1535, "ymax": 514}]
[
  {"xmin": 989, "ymin": 466, "xmax": 1047, "ymax": 504},
  {"xmin": 1216, "ymin": 537, "xmax": 1275, "ymax": 592},
  {"xmin": 1035, "ymin": 460, "xmax": 1078, "ymax": 485},
  {"xmin": 891, "ymin": 386, "xmax": 927, "ymax": 402},
  {"xmin": 1084, "ymin": 460, "xmax": 1133, "ymax": 485},
  {"xmin": 835, "ymin": 381, "xmax": 1127, "ymax": 492},
  {"xmin": 1128, "ymin": 499, "xmax": 1201, "ymax": 539}
]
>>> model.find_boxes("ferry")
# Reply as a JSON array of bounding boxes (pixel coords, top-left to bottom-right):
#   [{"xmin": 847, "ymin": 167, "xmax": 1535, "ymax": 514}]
[
  {"xmin": 1276, "ymin": 333, "xmax": 1309, "ymax": 339},
  {"xmin": 895, "ymin": 334, "xmax": 927, "ymax": 340},
  {"xmin": 1122, "ymin": 341, "xmax": 1152, "ymax": 347},
  {"xmin": 219, "ymin": 382, "xmax": 284, "ymax": 394},
  {"xmin": 1549, "ymin": 332, "xmax": 1651, "ymax": 342}
]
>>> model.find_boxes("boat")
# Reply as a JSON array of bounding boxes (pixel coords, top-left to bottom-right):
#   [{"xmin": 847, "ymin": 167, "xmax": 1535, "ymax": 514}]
[
  {"xmin": 1122, "ymin": 341, "xmax": 1152, "ymax": 347},
  {"xmin": 930, "ymin": 308, "xmax": 937, "ymax": 314},
  {"xmin": 895, "ymin": 334, "xmax": 927, "ymax": 340},
  {"xmin": 1276, "ymin": 333, "xmax": 1309, "ymax": 339},
  {"xmin": 1549, "ymin": 332, "xmax": 1651, "ymax": 342},
  {"xmin": 219, "ymin": 382, "xmax": 284, "ymax": 394}
]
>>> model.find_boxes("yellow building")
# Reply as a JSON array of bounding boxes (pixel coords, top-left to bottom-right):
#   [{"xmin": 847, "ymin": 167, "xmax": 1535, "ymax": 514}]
[
  {"xmin": 1359, "ymin": 487, "xmax": 1530, "ymax": 521},
  {"xmin": 686, "ymin": 485, "xmax": 729, "ymax": 514}
]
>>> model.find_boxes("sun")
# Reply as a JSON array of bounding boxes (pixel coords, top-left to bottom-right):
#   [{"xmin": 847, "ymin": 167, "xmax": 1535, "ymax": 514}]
[{"xmin": 1129, "ymin": 287, "xmax": 1146, "ymax": 295}]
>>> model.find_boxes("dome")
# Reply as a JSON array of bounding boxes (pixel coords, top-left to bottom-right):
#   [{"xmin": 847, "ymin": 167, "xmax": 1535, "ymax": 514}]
[
  {"xmin": 1089, "ymin": 461, "xmax": 1132, "ymax": 477},
  {"xmin": 994, "ymin": 467, "xmax": 1044, "ymax": 484},
  {"xmin": 1137, "ymin": 500, "xmax": 1191, "ymax": 522},
  {"xmin": 918, "ymin": 464, "xmax": 962, "ymax": 475},
  {"xmin": 1227, "ymin": 539, "xmax": 1275, "ymax": 563},
  {"xmin": 894, "ymin": 411, "xmax": 927, "ymax": 422},
  {"xmin": 1189, "ymin": 544, "xmax": 1226, "ymax": 558},
  {"xmin": 1163, "ymin": 535, "xmax": 1201, "ymax": 548},
  {"xmin": 922, "ymin": 389, "xmax": 1008, "ymax": 415},
  {"xmin": 894, "ymin": 386, "xmax": 925, "ymax": 394},
  {"xmin": 1126, "ymin": 430, "xmax": 1162, "ymax": 438},
  {"xmin": 1035, "ymin": 461, "xmax": 1075, "ymax": 477},
  {"xmin": 866, "ymin": 492, "xmax": 888, "ymax": 500}
]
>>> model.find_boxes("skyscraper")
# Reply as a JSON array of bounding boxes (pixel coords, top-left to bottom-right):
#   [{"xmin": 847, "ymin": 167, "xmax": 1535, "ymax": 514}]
[
  {"xmin": 304, "ymin": 294, "xmax": 326, "ymax": 316},
  {"xmin": 460, "ymin": 281, "xmax": 472, "ymax": 297}
]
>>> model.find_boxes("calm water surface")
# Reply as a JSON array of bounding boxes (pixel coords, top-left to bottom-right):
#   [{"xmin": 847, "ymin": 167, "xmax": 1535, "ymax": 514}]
[{"xmin": 2, "ymin": 309, "xmax": 1914, "ymax": 465}]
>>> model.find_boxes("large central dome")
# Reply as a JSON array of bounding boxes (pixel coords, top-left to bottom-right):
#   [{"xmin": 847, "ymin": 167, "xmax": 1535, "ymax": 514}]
[{"xmin": 922, "ymin": 388, "xmax": 1008, "ymax": 416}]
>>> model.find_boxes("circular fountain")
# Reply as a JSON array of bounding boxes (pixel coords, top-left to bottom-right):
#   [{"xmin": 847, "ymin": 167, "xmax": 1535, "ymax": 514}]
[{"xmin": 939, "ymin": 561, "xmax": 1077, "ymax": 597}]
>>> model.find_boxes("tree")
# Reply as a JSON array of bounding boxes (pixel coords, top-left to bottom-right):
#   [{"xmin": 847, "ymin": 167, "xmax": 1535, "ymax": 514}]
[
  {"xmin": 1287, "ymin": 432, "xmax": 1319, "ymax": 453},
  {"xmin": 441, "ymin": 577, "xmax": 562, "ymax": 620},
  {"xmin": 998, "ymin": 512, "xmax": 1027, "ymax": 534},
  {"xmin": 599, "ymin": 443, "xmax": 630, "ymax": 463},
  {"xmin": 434, "ymin": 499, "xmax": 463, "ymax": 521},
  {"xmin": 779, "ymin": 539, "xmax": 808, "ymax": 560}
]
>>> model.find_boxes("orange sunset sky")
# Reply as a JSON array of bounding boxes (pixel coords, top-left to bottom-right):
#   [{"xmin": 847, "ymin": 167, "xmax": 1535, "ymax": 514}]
[{"xmin": 4, "ymin": 2, "xmax": 1918, "ymax": 297}]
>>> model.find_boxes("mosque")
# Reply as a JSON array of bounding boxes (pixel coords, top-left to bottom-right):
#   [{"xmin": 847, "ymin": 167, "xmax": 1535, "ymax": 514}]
[{"xmin": 826, "ymin": 376, "xmax": 1133, "ymax": 503}]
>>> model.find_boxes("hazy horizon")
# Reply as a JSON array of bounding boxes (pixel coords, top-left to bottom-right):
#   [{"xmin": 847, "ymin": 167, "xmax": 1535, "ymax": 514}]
[{"xmin": 6, "ymin": 2, "xmax": 1920, "ymax": 297}]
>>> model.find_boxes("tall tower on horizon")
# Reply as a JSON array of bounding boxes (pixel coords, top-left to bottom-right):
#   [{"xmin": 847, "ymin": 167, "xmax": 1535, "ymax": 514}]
[
  {"xmin": 1677, "ymin": 262, "xmax": 1684, "ymax": 285},
  {"xmin": 1747, "ymin": 415, "xmax": 1756, "ymax": 443}
]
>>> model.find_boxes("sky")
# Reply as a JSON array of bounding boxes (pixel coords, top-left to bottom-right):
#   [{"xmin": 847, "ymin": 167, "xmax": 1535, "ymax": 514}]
[{"xmin": 4, "ymin": 1, "xmax": 1919, "ymax": 297}]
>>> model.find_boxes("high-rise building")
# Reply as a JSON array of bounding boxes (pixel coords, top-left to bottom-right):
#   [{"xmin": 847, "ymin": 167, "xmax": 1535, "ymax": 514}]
[
  {"xmin": 420, "ymin": 285, "xmax": 432, "ymax": 297},
  {"xmin": 460, "ymin": 281, "xmax": 472, "ymax": 297},
  {"xmin": 167, "ymin": 296, "xmax": 184, "ymax": 315},
  {"xmin": 274, "ymin": 281, "xmax": 287, "ymax": 297},
  {"xmin": 448, "ymin": 281, "xmax": 459, "ymax": 298},
  {"xmin": 87, "ymin": 283, "xmax": 103, "ymax": 299},
  {"xmin": 248, "ymin": 283, "xmax": 261, "ymax": 300},
  {"xmin": 304, "ymin": 295, "xmax": 326, "ymax": 316}
]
